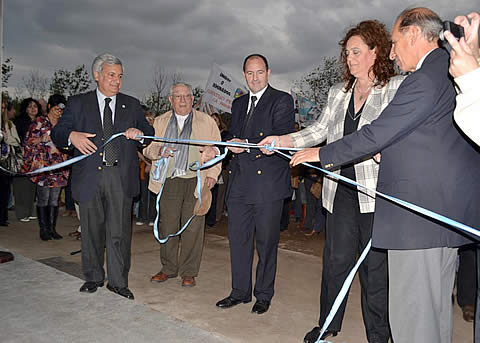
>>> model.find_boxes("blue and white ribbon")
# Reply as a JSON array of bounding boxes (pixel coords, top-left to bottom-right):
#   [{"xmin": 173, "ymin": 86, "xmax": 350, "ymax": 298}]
[
  {"xmin": 150, "ymin": 147, "xmax": 229, "ymax": 244},
  {"xmin": 4, "ymin": 132, "xmax": 479, "ymax": 343}
]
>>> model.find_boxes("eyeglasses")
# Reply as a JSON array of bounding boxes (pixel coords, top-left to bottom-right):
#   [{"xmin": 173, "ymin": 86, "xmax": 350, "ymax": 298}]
[{"xmin": 171, "ymin": 94, "xmax": 192, "ymax": 100}]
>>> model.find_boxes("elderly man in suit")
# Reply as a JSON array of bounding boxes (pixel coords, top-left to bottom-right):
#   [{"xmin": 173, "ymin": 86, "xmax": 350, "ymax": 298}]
[
  {"xmin": 215, "ymin": 54, "xmax": 295, "ymax": 315},
  {"xmin": 289, "ymin": 8, "xmax": 479, "ymax": 343},
  {"xmin": 51, "ymin": 53, "xmax": 154, "ymax": 300}
]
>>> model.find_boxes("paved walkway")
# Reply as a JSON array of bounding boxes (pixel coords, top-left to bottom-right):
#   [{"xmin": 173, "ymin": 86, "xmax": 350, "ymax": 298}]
[
  {"xmin": 0, "ymin": 212, "xmax": 473, "ymax": 342},
  {"xmin": 0, "ymin": 249, "xmax": 227, "ymax": 343}
]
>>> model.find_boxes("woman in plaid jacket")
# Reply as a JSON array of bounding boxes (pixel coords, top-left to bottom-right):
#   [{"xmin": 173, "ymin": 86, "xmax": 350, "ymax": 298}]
[{"xmin": 260, "ymin": 20, "xmax": 404, "ymax": 343}]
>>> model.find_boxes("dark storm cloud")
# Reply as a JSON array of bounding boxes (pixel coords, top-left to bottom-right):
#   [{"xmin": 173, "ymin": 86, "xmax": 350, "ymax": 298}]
[{"xmin": 3, "ymin": 0, "xmax": 479, "ymax": 99}]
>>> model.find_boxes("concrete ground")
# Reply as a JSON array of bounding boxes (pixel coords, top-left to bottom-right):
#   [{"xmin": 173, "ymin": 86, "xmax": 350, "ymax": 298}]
[{"xmin": 0, "ymin": 210, "xmax": 474, "ymax": 342}]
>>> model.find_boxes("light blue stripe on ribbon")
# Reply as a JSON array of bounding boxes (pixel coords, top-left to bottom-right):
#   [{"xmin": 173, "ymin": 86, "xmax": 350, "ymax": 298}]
[
  {"xmin": 274, "ymin": 150, "xmax": 480, "ymax": 239},
  {"xmin": 137, "ymin": 135, "xmax": 303, "ymax": 152},
  {"xmin": 272, "ymin": 148, "xmax": 480, "ymax": 343},
  {"xmin": 151, "ymin": 147, "xmax": 229, "ymax": 244},
  {"xmin": 317, "ymin": 240, "xmax": 371, "ymax": 343},
  {"xmin": 5, "ymin": 132, "xmax": 480, "ymax": 343},
  {"xmin": 0, "ymin": 132, "xmax": 125, "ymax": 175}
]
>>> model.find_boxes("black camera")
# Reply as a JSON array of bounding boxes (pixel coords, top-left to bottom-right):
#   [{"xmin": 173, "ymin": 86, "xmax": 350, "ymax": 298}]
[{"xmin": 439, "ymin": 21, "xmax": 465, "ymax": 53}]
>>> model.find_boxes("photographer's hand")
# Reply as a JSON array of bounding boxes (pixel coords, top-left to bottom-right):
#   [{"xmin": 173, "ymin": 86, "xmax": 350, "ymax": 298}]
[
  {"xmin": 444, "ymin": 31, "xmax": 479, "ymax": 78},
  {"xmin": 454, "ymin": 12, "xmax": 480, "ymax": 61}
]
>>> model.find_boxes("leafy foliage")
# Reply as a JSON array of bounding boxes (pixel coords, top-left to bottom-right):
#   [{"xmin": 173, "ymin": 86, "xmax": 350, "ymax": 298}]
[
  {"xmin": 2, "ymin": 57, "xmax": 13, "ymax": 87},
  {"xmin": 49, "ymin": 65, "xmax": 91, "ymax": 97},
  {"xmin": 294, "ymin": 56, "xmax": 342, "ymax": 110}
]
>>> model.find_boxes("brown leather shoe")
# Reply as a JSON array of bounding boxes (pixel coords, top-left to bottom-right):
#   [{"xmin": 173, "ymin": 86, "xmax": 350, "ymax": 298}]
[
  {"xmin": 151, "ymin": 272, "xmax": 176, "ymax": 283},
  {"xmin": 181, "ymin": 276, "xmax": 196, "ymax": 287}
]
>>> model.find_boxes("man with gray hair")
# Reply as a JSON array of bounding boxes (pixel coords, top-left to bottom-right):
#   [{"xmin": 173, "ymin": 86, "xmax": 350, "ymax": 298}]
[
  {"xmin": 51, "ymin": 53, "xmax": 154, "ymax": 300},
  {"xmin": 290, "ymin": 7, "xmax": 479, "ymax": 343},
  {"xmin": 143, "ymin": 82, "xmax": 221, "ymax": 288}
]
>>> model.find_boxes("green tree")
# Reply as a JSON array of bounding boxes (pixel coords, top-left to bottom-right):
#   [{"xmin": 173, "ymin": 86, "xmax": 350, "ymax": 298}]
[
  {"xmin": 192, "ymin": 86, "xmax": 204, "ymax": 106},
  {"xmin": 294, "ymin": 56, "xmax": 342, "ymax": 110},
  {"xmin": 2, "ymin": 57, "xmax": 13, "ymax": 88},
  {"xmin": 49, "ymin": 65, "xmax": 91, "ymax": 97}
]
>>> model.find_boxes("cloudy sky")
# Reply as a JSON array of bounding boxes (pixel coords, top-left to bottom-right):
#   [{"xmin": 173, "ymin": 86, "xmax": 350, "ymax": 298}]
[{"xmin": 3, "ymin": 0, "xmax": 478, "ymax": 101}]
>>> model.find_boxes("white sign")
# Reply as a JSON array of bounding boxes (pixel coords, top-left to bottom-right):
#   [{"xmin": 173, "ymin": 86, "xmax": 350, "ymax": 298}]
[{"xmin": 202, "ymin": 63, "xmax": 247, "ymax": 113}]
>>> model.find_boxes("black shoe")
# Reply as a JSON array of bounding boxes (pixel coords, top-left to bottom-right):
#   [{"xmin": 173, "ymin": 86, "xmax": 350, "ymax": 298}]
[
  {"xmin": 106, "ymin": 284, "xmax": 135, "ymax": 300},
  {"xmin": 321, "ymin": 330, "xmax": 338, "ymax": 340},
  {"xmin": 304, "ymin": 327, "xmax": 337, "ymax": 343},
  {"xmin": 251, "ymin": 299, "xmax": 270, "ymax": 314},
  {"xmin": 216, "ymin": 296, "xmax": 251, "ymax": 308},
  {"xmin": 79, "ymin": 281, "xmax": 104, "ymax": 293}
]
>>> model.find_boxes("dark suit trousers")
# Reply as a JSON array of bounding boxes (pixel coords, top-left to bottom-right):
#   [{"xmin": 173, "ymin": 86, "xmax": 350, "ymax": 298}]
[
  {"xmin": 456, "ymin": 244, "xmax": 477, "ymax": 307},
  {"xmin": 79, "ymin": 166, "xmax": 133, "ymax": 288},
  {"xmin": 226, "ymin": 181, "xmax": 283, "ymax": 302},
  {"xmin": 319, "ymin": 184, "xmax": 389, "ymax": 342},
  {"xmin": 13, "ymin": 176, "xmax": 36, "ymax": 219}
]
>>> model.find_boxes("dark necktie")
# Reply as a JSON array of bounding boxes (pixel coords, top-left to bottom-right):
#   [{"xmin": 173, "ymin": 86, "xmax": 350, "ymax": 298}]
[
  {"xmin": 241, "ymin": 95, "xmax": 257, "ymax": 136},
  {"xmin": 103, "ymin": 98, "xmax": 117, "ymax": 164}
]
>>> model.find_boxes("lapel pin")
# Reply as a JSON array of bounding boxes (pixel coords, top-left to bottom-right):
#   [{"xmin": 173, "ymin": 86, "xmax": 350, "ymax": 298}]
[{"xmin": 122, "ymin": 104, "xmax": 126, "ymax": 109}]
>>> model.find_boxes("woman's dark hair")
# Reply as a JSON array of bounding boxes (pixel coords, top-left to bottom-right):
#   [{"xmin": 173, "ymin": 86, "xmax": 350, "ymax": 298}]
[
  {"xmin": 47, "ymin": 94, "xmax": 67, "ymax": 112},
  {"xmin": 19, "ymin": 98, "xmax": 43, "ymax": 119},
  {"xmin": 339, "ymin": 20, "xmax": 396, "ymax": 91}
]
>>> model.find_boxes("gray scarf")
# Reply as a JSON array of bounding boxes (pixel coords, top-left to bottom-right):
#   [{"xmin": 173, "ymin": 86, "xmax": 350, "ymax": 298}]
[{"xmin": 164, "ymin": 111, "xmax": 193, "ymax": 178}]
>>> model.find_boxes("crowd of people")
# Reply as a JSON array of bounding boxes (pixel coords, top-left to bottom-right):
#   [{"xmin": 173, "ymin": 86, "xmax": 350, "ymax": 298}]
[{"xmin": 1, "ymin": 5, "xmax": 479, "ymax": 343}]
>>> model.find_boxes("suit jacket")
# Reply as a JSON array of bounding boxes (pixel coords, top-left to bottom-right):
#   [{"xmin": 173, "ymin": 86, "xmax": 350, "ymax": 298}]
[
  {"xmin": 290, "ymin": 76, "xmax": 404, "ymax": 213},
  {"xmin": 226, "ymin": 85, "xmax": 295, "ymax": 204},
  {"xmin": 143, "ymin": 109, "xmax": 222, "ymax": 195},
  {"xmin": 51, "ymin": 90, "xmax": 154, "ymax": 203},
  {"xmin": 320, "ymin": 48, "xmax": 479, "ymax": 250}
]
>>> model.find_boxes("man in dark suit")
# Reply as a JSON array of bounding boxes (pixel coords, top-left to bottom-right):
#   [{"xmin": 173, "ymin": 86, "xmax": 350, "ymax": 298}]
[
  {"xmin": 51, "ymin": 53, "xmax": 154, "ymax": 300},
  {"xmin": 216, "ymin": 54, "xmax": 295, "ymax": 314},
  {"xmin": 291, "ymin": 8, "xmax": 479, "ymax": 343}
]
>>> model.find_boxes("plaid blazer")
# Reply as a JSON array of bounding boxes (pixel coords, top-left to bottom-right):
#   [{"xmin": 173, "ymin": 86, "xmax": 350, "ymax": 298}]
[{"xmin": 290, "ymin": 75, "xmax": 405, "ymax": 213}]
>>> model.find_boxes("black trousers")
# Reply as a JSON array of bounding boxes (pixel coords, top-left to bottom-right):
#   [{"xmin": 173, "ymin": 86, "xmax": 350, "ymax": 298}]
[
  {"xmin": 13, "ymin": 176, "xmax": 36, "ymax": 219},
  {"xmin": 226, "ymin": 181, "xmax": 283, "ymax": 302},
  {"xmin": 64, "ymin": 171, "xmax": 75, "ymax": 211},
  {"xmin": 457, "ymin": 244, "xmax": 477, "ymax": 307},
  {"xmin": 79, "ymin": 166, "xmax": 133, "ymax": 288},
  {"xmin": 0, "ymin": 173, "xmax": 12, "ymax": 223},
  {"xmin": 138, "ymin": 174, "xmax": 156, "ymax": 222},
  {"xmin": 319, "ymin": 184, "xmax": 389, "ymax": 342}
]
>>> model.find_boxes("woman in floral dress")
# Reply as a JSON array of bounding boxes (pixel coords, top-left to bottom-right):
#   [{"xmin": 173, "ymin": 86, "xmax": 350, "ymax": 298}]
[{"xmin": 23, "ymin": 94, "xmax": 69, "ymax": 240}]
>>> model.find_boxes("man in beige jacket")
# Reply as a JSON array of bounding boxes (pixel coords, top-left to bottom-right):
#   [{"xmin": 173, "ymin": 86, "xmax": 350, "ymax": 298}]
[{"xmin": 143, "ymin": 82, "xmax": 221, "ymax": 287}]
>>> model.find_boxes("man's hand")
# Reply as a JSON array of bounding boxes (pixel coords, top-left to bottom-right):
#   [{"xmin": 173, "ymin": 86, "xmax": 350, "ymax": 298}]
[
  {"xmin": 161, "ymin": 146, "xmax": 176, "ymax": 158},
  {"xmin": 289, "ymin": 147, "xmax": 320, "ymax": 167},
  {"xmin": 446, "ymin": 12, "xmax": 480, "ymax": 78},
  {"xmin": 69, "ymin": 131, "xmax": 97, "ymax": 155},
  {"xmin": 455, "ymin": 12, "xmax": 480, "ymax": 61},
  {"xmin": 227, "ymin": 138, "xmax": 247, "ymax": 154},
  {"xmin": 199, "ymin": 146, "xmax": 218, "ymax": 164},
  {"xmin": 445, "ymin": 31, "xmax": 480, "ymax": 78},
  {"xmin": 258, "ymin": 135, "xmax": 294, "ymax": 155},
  {"xmin": 124, "ymin": 128, "xmax": 143, "ymax": 140},
  {"xmin": 205, "ymin": 176, "xmax": 216, "ymax": 190}
]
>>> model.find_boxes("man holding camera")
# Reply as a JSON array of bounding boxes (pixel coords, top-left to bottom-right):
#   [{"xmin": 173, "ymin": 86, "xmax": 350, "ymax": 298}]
[
  {"xmin": 444, "ymin": 11, "xmax": 480, "ymax": 343},
  {"xmin": 290, "ymin": 7, "xmax": 480, "ymax": 343}
]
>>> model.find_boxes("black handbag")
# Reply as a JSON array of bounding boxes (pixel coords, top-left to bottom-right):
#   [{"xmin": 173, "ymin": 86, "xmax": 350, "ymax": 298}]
[{"xmin": 0, "ymin": 141, "xmax": 24, "ymax": 174}]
